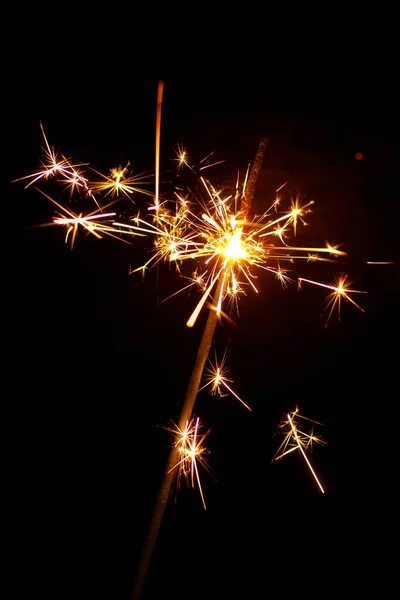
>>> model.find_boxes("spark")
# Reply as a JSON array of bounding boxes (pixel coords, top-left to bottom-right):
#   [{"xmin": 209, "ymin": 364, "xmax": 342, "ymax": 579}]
[
  {"xmin": 200, "ymin": 350, "xmax": 252, "ymax": 411},
  {"xmin": 33, "ymin": 188, "xmax": 142, "ymax": 250},
  {"xmin": 90, "ymin": 163, "xmax": 153, "ymax": 200},
  {"xmin": 174, "ymin": 142, "xmax": 195, "ymax": 173},
  {"xmin": 164, "ymin": 417, "xmax": 211, "ymax": 509},
  {"xmin": 13, "ymin": 122, "xmax": 101, "ymax": 208},
  {"xmin": 299, "ymin": 273, "xmax": 367, "ymax": 327},
  {"xmin": 272, "ymin": 407, "xmax": 326, "ymax": 493}
]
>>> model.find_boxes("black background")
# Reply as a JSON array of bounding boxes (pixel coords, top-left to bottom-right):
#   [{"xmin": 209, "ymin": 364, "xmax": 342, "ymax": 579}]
[{"xmin": 13, "ymin": 61, "xmax": 399, "ymax": 598}]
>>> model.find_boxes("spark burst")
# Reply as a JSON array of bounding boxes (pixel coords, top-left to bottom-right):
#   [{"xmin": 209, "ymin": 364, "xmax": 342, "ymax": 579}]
[
  {"xmin": 200, "ymin": 349, "xmax": 252, "ymax": 411},
  {"xmin": 13, "ymin": 122, "xmax": 101, "ymax": 208},
  {"xmin": 117, "ymin": 168, "xmax": 357, "ymax": 329},
  {"xmin": 164, "ymin": 417, "xmax": 211, "ymax": 509},
  {"xmin": 90, "ymin": 163, "xmax": 153, "ymax": 200},
  {"xmin": 15, "ymin": 122, "xmax": 153, "ymax": 210},
  {"xmin": 31, "ymin": 188, "xmax": 145, "ymax": 250},
  {"xmin": 299, "ymin": 273, "xmax": 368, "ymax": 327},
  {"xmin": 272, "ymin": 407, "xmax": 326, "ymax": 493}
]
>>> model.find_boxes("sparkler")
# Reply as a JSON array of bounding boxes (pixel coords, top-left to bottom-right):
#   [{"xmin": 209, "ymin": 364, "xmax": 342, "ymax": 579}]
[
  {"xmin": 272, "ymin": 407, "xmax": 326, "ymax": 493},
  {"xmin": 18, "ymin": 86, "xmax": 372, "ymax": 599}
]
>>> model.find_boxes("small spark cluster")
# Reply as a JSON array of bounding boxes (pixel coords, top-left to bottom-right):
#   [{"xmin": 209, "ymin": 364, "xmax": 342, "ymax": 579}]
[
  {"xmin": 165, "ymin": 417, "xmax": 211, "ymax": 509},
  {"xmin": 200, "ymin": 350, "xmax": 252, "ymax": 412},
  {"xmin": 272, "ymin": 407, "xmax": 326, "ymax": 493}
]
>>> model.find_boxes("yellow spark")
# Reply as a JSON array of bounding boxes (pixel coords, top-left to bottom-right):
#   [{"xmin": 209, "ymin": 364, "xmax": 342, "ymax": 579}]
[
  {"xmin": 33, "ymin": 188, "xmax": 141, "ymax": 250},
  {"xmin": 200, "ymin": 350, "xmax": 252, "ymax": 411},
  {"xmin": 13, "ymin": 122, "xmax": 101, "ymax": 208},
  {"xmin": 287, "ymin": 194, "xmax": 314, "ymax": 236},
  {"xmin": 299, "ymin": 273, "xmax": 367, "ymax": 327},
  {"xmin": 273, "ymin": 265, "xmax": 295, "ymax": 288},
  {"xmin": 174, "ymin": 142, "xmax": 195, "ymax": 173},
  {"xmin": 272, "ymin": 407, "xmax": 326, "ymax": 493},
  {"xmin": 165, "ymin": 417, "xmax": 211, "ymax": 509},
  {"xmin": 90, "ymin": 163, "xmax": 153, "ymax": 200}
]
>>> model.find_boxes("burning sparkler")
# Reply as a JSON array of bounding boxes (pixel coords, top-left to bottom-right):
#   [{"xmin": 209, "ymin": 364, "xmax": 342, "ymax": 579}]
[
  {"xmin": 18, "ymin": 88, "xmax": 371, "ymax": 599},
  {"xmin": 272, "ymin": 407, "xmax": 326, "ymax": 493},
  {"xmin": 114, "ymin": 171, "xmax": 356, "ymax": 329}
]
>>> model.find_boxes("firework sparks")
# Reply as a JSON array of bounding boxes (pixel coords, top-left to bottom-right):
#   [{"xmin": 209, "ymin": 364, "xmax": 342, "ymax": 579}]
[
  {"xmin": 118, "ymin": 170, "xmax": 350, "ymax": 329},
  {"xmin": 15, "ymin": 122, "xmax": 153, "ymax": 216},
  {"xmin": 200, "ymin": 349, "xmax": 252, "ymax": 411},
  {"xmin": 13, "ymin": 122, "xmax": 101, "ymax": 208},
  {"xmin": 17, "ymin": 124, "xmax": 363, "ymax": 331},
  {"xmin": 298, "ymin": 273, "xmax": 367, "ymax": 327},
  {"xmin": 272, "ymin": 407, "xmax": 326, "ymax": 493},
  {"xmin": 174, "ymin": 142, "xmax": 195, "ymax": 173},
  {"xmin": 89, "ymin": 163, "xmax": 153, "ymax": 200},
  {"xmin": 32, "ymin": 188, "xmax": 145, "ymax": 250},
  {"xmin": 164, "ymin": 417, "xmax": 211, "ymax": 509}
]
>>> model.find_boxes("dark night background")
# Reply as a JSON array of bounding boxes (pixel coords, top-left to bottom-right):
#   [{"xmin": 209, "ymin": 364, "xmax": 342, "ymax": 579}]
[{"xmin": 13, "ymin": 64, "xmax": 399, "ymax": 598}]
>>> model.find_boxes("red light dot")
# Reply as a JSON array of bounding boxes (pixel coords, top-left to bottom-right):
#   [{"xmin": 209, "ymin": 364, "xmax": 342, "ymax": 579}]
[{"xmin": 355, "ymin": 152, "xmax": 364, "ymax": 161}]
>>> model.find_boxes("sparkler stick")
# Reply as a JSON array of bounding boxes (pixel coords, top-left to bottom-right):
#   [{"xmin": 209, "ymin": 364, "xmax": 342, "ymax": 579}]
[
  {"xmin": 131, "ymin": 139, "xmax": 268, "ymax": 600},
  {"xmin": 131, "ymin": 278, "xmax": 223, "ymax": 600},
  {"xmin": 239, "ymin": 137, "xmax": 268, "ymax": 218},
  {"xmin": 154, "ymin": 80, "xmax": 164, "ymax": 307},
  {"xmin": 154, "ymin": 80, "xmax": 164, "ymax": 214}
]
